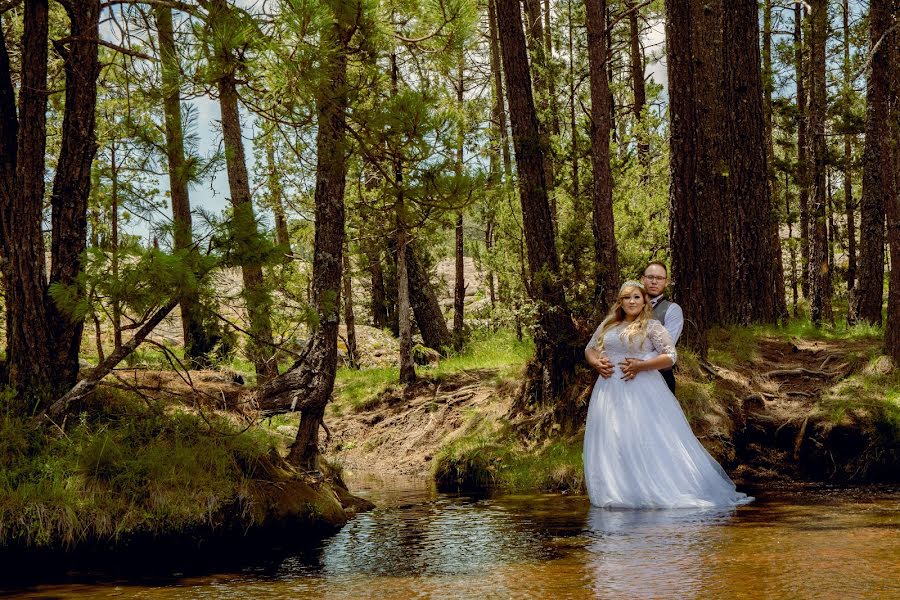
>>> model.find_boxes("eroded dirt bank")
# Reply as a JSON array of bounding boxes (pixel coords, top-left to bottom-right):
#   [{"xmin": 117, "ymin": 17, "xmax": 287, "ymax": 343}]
[{"xmin": 322, "ymin": 337, "xmax": 899, "ymax": 485}]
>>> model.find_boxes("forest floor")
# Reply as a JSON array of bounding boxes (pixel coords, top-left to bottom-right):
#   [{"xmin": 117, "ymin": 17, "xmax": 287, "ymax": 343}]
[{"xmin": 305, "ymin": 326, "xmax": 898, "ymax": 488}]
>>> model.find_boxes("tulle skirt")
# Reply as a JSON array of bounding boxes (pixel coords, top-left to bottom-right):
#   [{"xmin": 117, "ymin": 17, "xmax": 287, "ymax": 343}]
[{"xmin": 583, "ymin": 369, "xmax": 753, "ymax": 509}]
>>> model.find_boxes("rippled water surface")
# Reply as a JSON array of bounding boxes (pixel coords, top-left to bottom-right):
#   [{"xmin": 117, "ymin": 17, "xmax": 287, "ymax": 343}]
[{"xmin": 7, "ymin": 476, "xmax": 899, "ymax": 598}]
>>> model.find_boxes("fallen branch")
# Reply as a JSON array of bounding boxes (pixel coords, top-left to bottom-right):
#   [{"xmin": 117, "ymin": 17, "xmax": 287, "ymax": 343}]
[{"xmin": 40, "ymin": 298, "xmax": 180, "ymax": 421}]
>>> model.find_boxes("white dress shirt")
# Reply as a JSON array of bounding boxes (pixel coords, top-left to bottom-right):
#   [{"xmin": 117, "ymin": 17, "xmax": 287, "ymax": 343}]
[{"xmin": 651, "ymin": 295, "xmax": 684, "ymax": 345}]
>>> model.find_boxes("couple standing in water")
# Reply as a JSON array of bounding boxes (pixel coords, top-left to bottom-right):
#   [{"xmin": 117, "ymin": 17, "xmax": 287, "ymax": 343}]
[{"xmin": 582, "ymin": 261, "xmax": 753, "ymax": 509}]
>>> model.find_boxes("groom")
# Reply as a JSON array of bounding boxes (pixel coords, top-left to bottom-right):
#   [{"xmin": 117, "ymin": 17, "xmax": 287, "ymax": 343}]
[{"xmin": 588, "ymin": 261, "xmax": 684, "ymax": 393}]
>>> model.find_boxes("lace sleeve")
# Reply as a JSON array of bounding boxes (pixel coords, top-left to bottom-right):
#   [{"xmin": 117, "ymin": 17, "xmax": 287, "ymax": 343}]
[
  {"xmin": 648, "ymin": 320, "xmax": 677, "ymax": 364},
  {"xmin": 585, "ymin": 316, "xmax": 613, "ymax": 354}
]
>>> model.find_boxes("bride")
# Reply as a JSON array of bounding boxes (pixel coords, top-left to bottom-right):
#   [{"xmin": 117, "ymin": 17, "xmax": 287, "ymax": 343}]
[{"xmin": 583, "ymin": 280, "xmax": 753, "ymax": 509}]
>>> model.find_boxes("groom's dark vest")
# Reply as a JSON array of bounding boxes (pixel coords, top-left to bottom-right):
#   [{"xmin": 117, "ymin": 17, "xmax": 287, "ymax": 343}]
[{"xmin": 652, "ymin": 297, "xmax": 677, "ymax": 392}]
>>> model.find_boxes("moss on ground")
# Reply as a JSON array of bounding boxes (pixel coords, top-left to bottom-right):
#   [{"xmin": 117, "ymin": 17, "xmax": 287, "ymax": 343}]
[{"xmin": 0, "ymin": 389, "xmax": 351, "ymax": 552}]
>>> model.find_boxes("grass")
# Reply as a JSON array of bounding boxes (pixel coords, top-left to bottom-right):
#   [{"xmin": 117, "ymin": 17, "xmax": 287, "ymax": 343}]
[
  {"xmin": 0, "ymin": 389, "xmax": 278, "ymax": 550},
  {"xmin": 330, "ymin": 329, "xmax": 533, "ymax": 413},
  {"xmin": 433, "ymin": 430, "xmax": 584, "ymax": 494},
  {"xmin": 816, "ymin": 357, "xmax": 900, "ymax": 441}
]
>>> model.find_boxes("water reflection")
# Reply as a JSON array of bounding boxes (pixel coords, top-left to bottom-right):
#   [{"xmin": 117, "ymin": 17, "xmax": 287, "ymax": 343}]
[
  {"xmin": 5, "ymin": 481, "xmax": 899, "ymax": 599},
  {"xmin": 585, "ymin": 507, "xmax": 735, "ymax": 598}
]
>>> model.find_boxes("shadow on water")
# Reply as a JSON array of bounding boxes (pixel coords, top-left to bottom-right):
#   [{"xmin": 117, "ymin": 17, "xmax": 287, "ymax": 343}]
[{"xmin": 3, "ymin": 479, "xmax": 899, "ymax": 598}]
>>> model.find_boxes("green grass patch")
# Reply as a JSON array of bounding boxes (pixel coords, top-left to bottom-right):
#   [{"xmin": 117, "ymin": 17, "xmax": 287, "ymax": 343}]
[
  {"xmin": 422, "ymin": 330, "xmax": 534, "ymax": 381},
  {"xmin": 817, "ymin": 358, "xmax": 900, "ymax": 440},
  {"xmin": 0, "ymin": 390, "xmax": 278, "ymax": 550},
  {"xmin": 707, "ymin": 326, "xmax": 761, "ymax": 367},
  {"xmin": 433, "ymin": 427, "xmax": 584, "ymax": 494},
  {"xmin": 333, "ymin": 366, "xmax": 399, "ymax": 411}
]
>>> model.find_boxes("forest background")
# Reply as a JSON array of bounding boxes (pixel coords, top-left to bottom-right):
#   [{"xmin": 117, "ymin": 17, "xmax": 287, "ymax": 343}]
[{"xmin": 0, "ymin": 0, "xmax": 898, "ymax": 552}]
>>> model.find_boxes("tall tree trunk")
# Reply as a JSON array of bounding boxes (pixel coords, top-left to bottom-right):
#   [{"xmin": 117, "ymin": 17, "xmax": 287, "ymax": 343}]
[
  {"xmin": 795, "ymin": 3, "xmax": 811, "ymax": 300},
  {"xmin": 724, "ymin": 0, "xmax": 784, "ymax": 324},
  {"xmin": 605, "ymin": 4, "xmax": 617, "ymax": 146},
  {"xmin": 406, "ymin": 243, "xmax": 452, "ymax": 352},
  {"xmin": 47, "ymin": 0, "xmax": 102, "ymax": 389},
  {"xmin": 497, "ymin": 0, "xmax": 578, "ymax": 415},
  {"xmin": 396, "ymin": 222, "xmax": 415, "ymax": 384},
  {"xmin": 1, "ymin": 0, "xmax": 54, "ymax": 398},
  {"xmin": 366, "ymin": 243, "xmax": 387, "ymax": 329},
  {"xmin": 585, "ymin": 0, "xmax": 619, "ymax": 314},
  {"xmin": 787, "ymin": 171, "xmax": 799, "ymax": 314},
  {"xmin": 628, "ymin": 0, "xmax": 648, "ymax": 180},
  {"xmin": 284, "ymin": 14, "xmax": 352, "ymax": 469},
  {"xmin": 665, "ymin": 0, "xmax": 729, "ymax": 353},
  {"xmin": 109, "ymin": 140, "xmax": 122, "ymax": 350},
  {"xmin": 155, "ymin": 5, "xmax": 214, "ymax": 367},
  {"xmin": 453, "ymin": 54, "xmax": 465, "ymax": 351},
  {"xmin": 218, "ymin": 75, "xmax": 278, "ymax": 381},
  {"xmin": 266, "ymin": 143, "xmax": 293, "ymax": 256},
  {"xmin": 391, "ymin": 49, "xmax": 416, "ymax": 384},
  {"xmin": 488, "ymin": 0, "xmax": 513, "ymax": 179},
  {"xmin": 342, "ymin": 248, "xmax": 358, "ymax": 369},
  {"xmin": 883, "ymin": 1, "xmax": 900, "ymax": 361},
  {"xmin": 808, "ymin": 0, "xmax": 832, "ymax": 326},
  {"xmin": 522, "ymin": 0, "xmax": 556, "ymax": 205},
  {"xmin": 842, "ymin": 0, "xmax": 857, "ymax": 307},
  {"xmin": 857, "ymin": 0, "xmax": 892, "ymax": 325}
]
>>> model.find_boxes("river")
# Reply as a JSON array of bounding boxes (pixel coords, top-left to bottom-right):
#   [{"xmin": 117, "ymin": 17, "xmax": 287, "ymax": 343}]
[{"xmin": 6, "ymin": 476, "xmax": 899, "ymax": 598}]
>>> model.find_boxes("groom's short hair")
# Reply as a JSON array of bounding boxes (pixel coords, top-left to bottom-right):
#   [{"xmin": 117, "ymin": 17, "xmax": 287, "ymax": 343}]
[{"xmin": 644, "ymin": 260, "xmax": 668, "ymax": 275}]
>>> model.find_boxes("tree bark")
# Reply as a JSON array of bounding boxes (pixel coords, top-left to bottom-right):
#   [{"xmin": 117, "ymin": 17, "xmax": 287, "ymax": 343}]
[
  {"xmin": 808, "ymin": 0, "xmax": 833, "ymax": 326},
  {"xmin": 366, "ymin": 242, "xmax": 387, "ymax": 329},
  {"xmin": 795, "ymin": 2, "xmax": 811, "ymax": 300},
  {"xmin": 47, "ymin": 0, "xmax": 103, "ymax": 389},
  {"xmin": 406, "ymin": 243, "xmax": 452, "ymax": 352},
  {"xmin": 488, "ymin": 0, "xmax": 512, "ymax": 179},
  {"xmin": 857, "ymin": 0, "xmax": 892, "ymax": 325},
  {"xmin": 453, "ymin": 54, "xmax": 465, "ymax": 350},
  {"xmin": 1, "ymin": 0, "xmax": 54, "ymax": 398},
  {"xmin": 155, "ymin": 5, "xmax": 215, "ymax": 367},
  {"xmin": 585, "ymin": 0, "xmax": 619, "ymax": 315},
  {"xmin": 723, "ymin": 0, "xmax": 784, "ymax": 324},
  {"xmin": 266, "ymin": 143, "xmax": 293, "ymax": 256},
  {"xmin": 628, "ymin": 0, "xmax": 648, "ymax": 179},
  {"xmin": 885, "ymin": 3, "xmax": 900, "ymax": 361},
  {"xmin": 342, "ymin": 248, "xmax": 358, "ymax": 369},
  {"xmin": 665, "ymin": 0, "xmax": 729, "ymax": 353},
  {"xmin": 284, "ymin": 13, "xmax": 352, "ymax": 468},
  {"xmin": 497, "ymin": 0, "xmax": 578, "ymax": 412},
  {"xmin": 842, "ymin": 0, "xmax": 857, "ymax": 305}
]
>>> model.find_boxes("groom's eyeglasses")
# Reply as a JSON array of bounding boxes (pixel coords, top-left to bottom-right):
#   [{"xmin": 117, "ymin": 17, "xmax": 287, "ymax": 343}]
[{"xmin": 642, "ymin": 275, "xmax": 666, "ymax": 282}]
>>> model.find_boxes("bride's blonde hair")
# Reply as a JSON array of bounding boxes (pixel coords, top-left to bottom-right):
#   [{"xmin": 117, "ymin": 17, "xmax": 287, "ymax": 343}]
[{"xmin": 596, "ymin": 281, "xmax": 653, "ymax": 350}]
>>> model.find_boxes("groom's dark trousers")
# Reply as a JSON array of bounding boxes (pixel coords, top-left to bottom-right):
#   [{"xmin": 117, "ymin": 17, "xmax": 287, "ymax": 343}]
[{"xmin": 661, "ymin": 368, "xmax": 676, "ymax": 394}]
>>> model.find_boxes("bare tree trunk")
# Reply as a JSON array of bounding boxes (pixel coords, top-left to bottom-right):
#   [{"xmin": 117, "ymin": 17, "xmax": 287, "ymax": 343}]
[
  {"xmin": 266, "ymin": 143, "xmax": 293, "ymax": 256},
  {"xmin": 724, "ymin": 0, "xmax": 784, "ymax": 324},
  {"xmin": 795, "ymin": 3, "xmax": 811, "ymax": 300},
  {"xmin": 453, "ymin": 54, "xmax": 466, "ymax": 351},
  {"xmin": 808, "ymin": 0, "xmax": 833, "ymax": 326},
  {"xmin": 628, "ymin": 0, "xmax": 648, "ymax": 180},
  {"xmin": 109, "ymin": 140, "xmax": 122, "ymax": 350},
  {"xmin": 488, "ymin": 0, "xmax": 512, "ymax": 179},
  {"xmin": 366, "ymin": 243, "xmax": 387, "ymax": 329},
  {"xmin": 857, "ymin": 0, "xmax": 892, "ymax": 325},
  {"xmin": 47, "ymin": 0, "xmax": 103, "ymax": 389},
  {"xmin": 342, "ymin": 249, "xmax": 358, "ymax": 369},
  {"xmin": 0, "ymin": 0, "xmax": 54, "ymax": 398},
  {"xmin": 883, "ymin": 1, "xmax": 900, "ymax": 361},
  {"xmin": 406, "ymin": 243, "xmax": 452, "ymax": 352},
  {"xmin": 842, "ymin": 0, "xmax": 857, "ymax": 309},
  {"xmin": 397, "ymin": 222, "xmax": 416, "ymax": 384},
  {"xmin": 665, "ymin": 0, "xmax": 729, "ymax": 353},
  {"xmin": 497, "ymin": 0, "xmax": 578, "ymax": 416},
  {"xmin": 585, "ymin": 0, "xmax": 619, "ymax": 315},
  {"xmin": 284, "ymin": 13, "xmax": 352, "ymax": 468},
  {"xmin": 155, "ymin": 5, "xmax": 214, "ymax": 367}
]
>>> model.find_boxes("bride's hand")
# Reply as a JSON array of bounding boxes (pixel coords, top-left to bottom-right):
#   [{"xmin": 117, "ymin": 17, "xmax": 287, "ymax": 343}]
[{"xmin": 619, "ymin": 358, "xmax": 642, "ymax": 380}]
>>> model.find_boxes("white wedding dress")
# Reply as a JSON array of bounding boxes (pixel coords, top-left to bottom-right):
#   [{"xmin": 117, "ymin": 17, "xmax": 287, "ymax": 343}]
[{"xmin": 583, "ymin": 319, "xmax": 753, "ymax": 509}]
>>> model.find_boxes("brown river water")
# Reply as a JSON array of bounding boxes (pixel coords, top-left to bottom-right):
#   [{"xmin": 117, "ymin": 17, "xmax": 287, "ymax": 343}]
[{"xmin": 4, "ymin": 476, "xmax": 899, "ymax": 599}]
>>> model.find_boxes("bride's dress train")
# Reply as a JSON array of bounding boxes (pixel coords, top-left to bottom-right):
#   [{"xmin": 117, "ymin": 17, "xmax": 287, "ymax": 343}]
[{"xmin": 584, "ymin": 320, "xmax": 753, "ymax": 509}]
